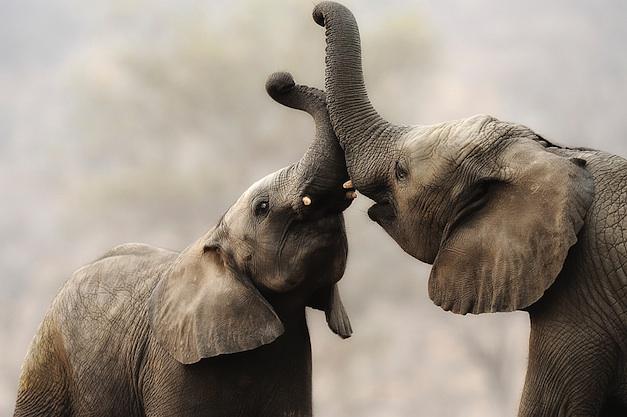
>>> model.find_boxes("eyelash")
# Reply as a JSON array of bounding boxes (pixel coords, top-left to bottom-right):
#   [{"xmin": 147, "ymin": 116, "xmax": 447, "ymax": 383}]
[
  {"xmin": 254, "ymin": 200, "xmax": 270, "ymax": 216},
  {"xmin": 395, "ymin": 160, "xmax": 408, "ymax": 181}
]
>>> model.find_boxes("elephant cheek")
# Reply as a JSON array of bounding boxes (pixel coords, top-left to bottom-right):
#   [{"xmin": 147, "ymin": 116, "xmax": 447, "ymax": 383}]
[
  {"xmin": 395, "ymin": 222, "xmax": 440, "ymax": 265},
  {"xmin": 263, "ymin": 273, "xmax": 302, "ymax": 293}
]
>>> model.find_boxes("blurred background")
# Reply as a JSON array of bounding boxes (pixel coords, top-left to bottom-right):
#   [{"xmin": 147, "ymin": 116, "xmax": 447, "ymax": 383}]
[{"xmin": 1, "ymin": 0, "xmax": 626, "ymax": 415}]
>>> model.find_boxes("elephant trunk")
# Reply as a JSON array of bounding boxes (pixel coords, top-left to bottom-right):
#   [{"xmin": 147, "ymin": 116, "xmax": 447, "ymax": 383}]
[
  {"xmin": 313, "ymin": 1, "xmax": 407, "ymax": 196},
  {"xmin": 266, "ymin": 72, "xmax": 350, "ymax": 213}
]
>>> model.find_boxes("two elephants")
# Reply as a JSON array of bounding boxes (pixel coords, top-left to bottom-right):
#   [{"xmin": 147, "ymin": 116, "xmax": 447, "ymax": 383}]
[{"xmin": 15, "ymin": 2, "xmax": 627, "ymax": 416}]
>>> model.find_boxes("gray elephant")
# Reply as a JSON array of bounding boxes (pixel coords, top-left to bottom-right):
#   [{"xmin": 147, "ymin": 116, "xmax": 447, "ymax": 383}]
[
  {"xmin": 13, "ymin": 72, "xmax": 354, "ymax": 417},
  {"xmin": 310, "ymin": 2, "xmax": 626, "ymax": 416}
]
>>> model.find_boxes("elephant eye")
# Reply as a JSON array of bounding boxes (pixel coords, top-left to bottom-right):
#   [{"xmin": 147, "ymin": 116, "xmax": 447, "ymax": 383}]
[
  {"xmin": 395, "ymin": 160, "xmax": 408, "ymax": 182},
  {"xmin": 254, "ymin": 200, "xmax": 270, "ymax": 217}
]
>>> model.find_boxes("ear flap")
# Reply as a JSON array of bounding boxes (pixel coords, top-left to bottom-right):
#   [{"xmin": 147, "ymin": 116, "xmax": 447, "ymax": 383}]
[
  {"xmin": 149, "ymin": 238, "xmax": 284, "ymax": 364},
  {"xmin": 429, "ymin": 140, "xmax": 594, "ymax": 314},
  {"xmin": 308, "ymin": 284, "xmax": 352, "ymax": 338}
]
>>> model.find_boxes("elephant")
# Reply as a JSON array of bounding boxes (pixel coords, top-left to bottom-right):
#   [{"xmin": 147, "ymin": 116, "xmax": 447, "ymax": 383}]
[
  {"xmin": 13, "ymin": 72, "xmax": 354, "ymax": 417},
  {"xmin": 310, "ymin": 2, "xmax": 627, "ymax": 416}
]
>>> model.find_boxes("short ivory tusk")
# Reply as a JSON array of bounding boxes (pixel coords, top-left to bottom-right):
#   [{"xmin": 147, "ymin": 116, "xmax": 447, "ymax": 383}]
[
  {"xmin": 302, "ymin": 196, "xmax": 312, "ymax": 206},
  {"xmin": 342, "ymin": 179, "xmax": 353, "ymax": 189}
]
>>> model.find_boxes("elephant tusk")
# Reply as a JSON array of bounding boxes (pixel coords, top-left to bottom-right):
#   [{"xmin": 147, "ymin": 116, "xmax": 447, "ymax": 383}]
[
  {"xmin": 342, "ymin": 179, "xmax": 353, "ymax": 189},
  {"xmin": 302, "ymin": 196, "xmax": 312, "ymax": 206}
]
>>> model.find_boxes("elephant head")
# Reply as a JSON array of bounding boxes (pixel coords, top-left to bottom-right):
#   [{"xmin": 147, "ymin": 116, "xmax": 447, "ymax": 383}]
[
  {"xmin": 313, "ymin": 2, "xmax": 595, "ymax": 314},
  {"xmin": 150, "ymin": 72, "xmax": 353, "ymax": 364}
]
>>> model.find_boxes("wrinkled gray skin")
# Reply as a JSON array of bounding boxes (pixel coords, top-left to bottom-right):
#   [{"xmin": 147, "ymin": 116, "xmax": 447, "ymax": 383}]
[
  {"xmin": 312, "ymin": 2, "xmax": 627, "ymax": 416},
  {"xmin": 13, "ymin": 72, "xmax": 354, "ymax": 417}
]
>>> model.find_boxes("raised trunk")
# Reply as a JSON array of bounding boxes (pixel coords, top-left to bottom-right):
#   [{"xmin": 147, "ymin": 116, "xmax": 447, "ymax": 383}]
[
  {"xmin": 313, "ymin": 1, "xmax": 407, "ymax": 194},
  {"xmin": 266, "ymin": 72, "xmax": 349, "ymax": 213}
]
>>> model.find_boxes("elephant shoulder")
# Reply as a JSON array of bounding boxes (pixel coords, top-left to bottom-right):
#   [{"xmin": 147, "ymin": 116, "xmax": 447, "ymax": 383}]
[
  {"xmin": 53, "ymin": 244, "xmax": 178, "ymax": 321},
  {"xmin": 97, "ymin": 242, "xmax": 177, "ymax": 261},
  {"xmin": 44, "ymin": 245, "xmax": 177, "ymax": 358},
  {"xmin": 77, "ymin": 243, "xmax": 176, "ymax": 288},
  {"xmin": 32, "ymin": 244, "xmax": 179, "ymax": 410}
]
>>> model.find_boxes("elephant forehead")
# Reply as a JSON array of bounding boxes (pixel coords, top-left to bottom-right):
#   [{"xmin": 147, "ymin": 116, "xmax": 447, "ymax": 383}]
[
  {"xmin": 228, "ymin": 172, "xmax": 274, "ymax": 214},
  {"xmin": 224, "ymin": 167, "xmax": 291, "ymax": 226},
  {"xmin": 442, "ymin": 114, "xmax": 499, "ymax": 152},
  {"xmin": 402, "ymin": 115, "xmax": 496, "ymax": 184}
]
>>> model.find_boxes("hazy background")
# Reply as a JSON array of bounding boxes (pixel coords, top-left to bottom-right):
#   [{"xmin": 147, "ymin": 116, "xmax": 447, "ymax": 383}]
[{"xmin": 2, "ymin": 0, "xmax": 626, "ymax": 416}]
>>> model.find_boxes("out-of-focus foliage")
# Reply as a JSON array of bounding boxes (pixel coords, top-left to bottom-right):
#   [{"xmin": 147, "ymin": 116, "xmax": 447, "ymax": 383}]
[{"xmin": 1, "ymin": 1, "xmax": 626, "ymax": 416}]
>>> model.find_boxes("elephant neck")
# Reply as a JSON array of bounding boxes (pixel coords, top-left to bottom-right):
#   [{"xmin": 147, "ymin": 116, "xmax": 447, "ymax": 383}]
[{"xmin": 263, "ymin": 291, "xmax": 308, "ymax": 329}]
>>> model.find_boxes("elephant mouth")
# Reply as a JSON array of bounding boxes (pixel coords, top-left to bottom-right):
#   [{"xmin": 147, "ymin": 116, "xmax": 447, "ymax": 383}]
[
  {"xmin": 367, "ymin": 199, "xmax": 396, "ymax": 225},
  {"xmin": 271, "ymin": 214, "xmax": 347, "ymax": 293},
  {"xmin": 277, "ymin": 212, "xmax": 345, "ymax": 267},
  {"xmin": 298, "ymin": 181, "xmax": 356, "ymax": 219}
]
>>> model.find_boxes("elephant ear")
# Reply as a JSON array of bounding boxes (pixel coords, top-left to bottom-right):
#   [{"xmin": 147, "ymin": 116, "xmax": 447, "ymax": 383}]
[
  {"xmin": 308, "ymin": 284, "xmax": 352, "ymax": 338},
  {"xmin": 429, "ymin": 139, "xmax": 594, "ymax": 314},
  {"xmin": 149, "ymin": 236, "xmax": 284, "ymax": 364}
]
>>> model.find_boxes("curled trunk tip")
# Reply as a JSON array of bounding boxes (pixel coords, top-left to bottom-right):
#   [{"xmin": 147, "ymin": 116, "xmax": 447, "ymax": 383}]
[
  {"xmin": 312, "ymin": 2, "xmax": 328, "ymax": 27},
  {"xmin": 265, "ymin": 71, "xmax": 327, "ymax": 118},
  {"xmin": 313, "ymin": 2, "xmax": 350, "ymax": 28},
  {"xmin": 265, "ymin": 72, "xmax": 295, "ymax": 100}
]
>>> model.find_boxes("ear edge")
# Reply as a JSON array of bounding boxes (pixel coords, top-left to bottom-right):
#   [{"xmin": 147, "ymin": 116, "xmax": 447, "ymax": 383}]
[
  {"xmin": 308, "ymin": 284, "xmax": 352, "ymax": 339},
  {"xmin": 325, "ymin": 285, "xmax": 352, "ymax": 339}
]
